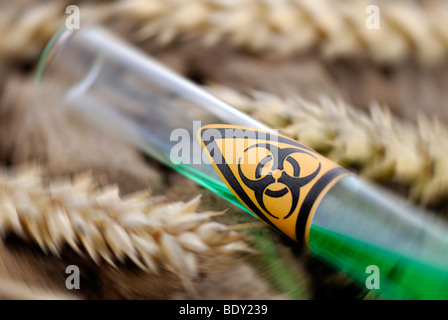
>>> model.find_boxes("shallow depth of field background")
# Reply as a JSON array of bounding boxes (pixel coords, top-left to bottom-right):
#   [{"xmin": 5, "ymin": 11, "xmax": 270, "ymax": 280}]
[{"xmin": 0, "ymin": 0, "xmax": 447, "ymax": 300}]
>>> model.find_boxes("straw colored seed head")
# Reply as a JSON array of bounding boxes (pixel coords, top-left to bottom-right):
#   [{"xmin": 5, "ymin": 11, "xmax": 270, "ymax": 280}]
[
  {"xmin": 207, "ymin": 84, "xmax": 448, "ymax": 209},
  {"xmin": 1, "ymin": 0, "xmax": 447, "ymax": 65},
  {"xmin": 0, "ymin": 164, "xmax": 251, "ymax": 282}
]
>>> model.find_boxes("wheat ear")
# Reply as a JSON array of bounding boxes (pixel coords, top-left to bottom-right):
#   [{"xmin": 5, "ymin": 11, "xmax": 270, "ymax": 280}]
[
  {"xmin": 207, "ymin": 85, "xmax": 448, "ymax": 208},
  {"xmin": 127, "ymin": 0, "xmax": 448, "ymax": 65},
  {"xmin": 1, "ymin": 0, "xmax": 447, "ymax": 65},
  {"xmin": 0, "ymin": 164, "xmax": 251, "ymax": 281}
]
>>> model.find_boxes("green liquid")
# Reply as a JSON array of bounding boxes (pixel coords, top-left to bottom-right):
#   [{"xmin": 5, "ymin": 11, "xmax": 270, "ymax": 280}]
[
  {"xmin": 309, "ymin": 225, "xmax": 448, "ymax": 299},
  {"xmin": 309, "ymin": 176, "xmax": 448, "ymax": 299},
  {"xmin": 171, "ymin": 163, "xmax": 256, "ymax": 216},
  {"xmin": 173, "ymin": 164, "xmax": 448, "ymax": 299}
]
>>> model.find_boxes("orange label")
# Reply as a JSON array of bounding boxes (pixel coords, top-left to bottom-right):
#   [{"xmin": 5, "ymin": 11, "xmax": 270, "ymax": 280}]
[{"xmin": 198, "ymin": 125, "xmax": 349, "ymax": 244}]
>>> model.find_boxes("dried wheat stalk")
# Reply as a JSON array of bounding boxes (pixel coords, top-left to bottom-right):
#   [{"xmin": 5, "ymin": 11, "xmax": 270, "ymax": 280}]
[
  {"xmin": 0, "ymin": 164, "xmax": 251, "ymax": 283},
  {"xmin": 1, "ymin": 0, "xmax": 447, "ymax": 65},
  {"xmin": 207, "ymin": 84, "xmax": 448, "ymax": 208}
]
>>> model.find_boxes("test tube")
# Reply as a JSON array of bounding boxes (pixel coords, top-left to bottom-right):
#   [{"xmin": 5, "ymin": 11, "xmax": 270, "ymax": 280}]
[{"xmin": 36, "ymin": 25, "xmax": 448, "ymax": 299}]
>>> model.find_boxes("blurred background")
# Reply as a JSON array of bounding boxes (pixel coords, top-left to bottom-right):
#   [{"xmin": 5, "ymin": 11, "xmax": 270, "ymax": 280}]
[{"xmin": 0, "ymin": 0, "xmax": 447, "ymax": 300}]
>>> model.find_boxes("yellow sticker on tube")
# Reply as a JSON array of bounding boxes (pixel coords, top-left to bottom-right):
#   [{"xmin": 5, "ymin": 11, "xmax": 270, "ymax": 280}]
[{"xmin": 198, "ymin": 125, "xmax": 349, "ymax": 244}]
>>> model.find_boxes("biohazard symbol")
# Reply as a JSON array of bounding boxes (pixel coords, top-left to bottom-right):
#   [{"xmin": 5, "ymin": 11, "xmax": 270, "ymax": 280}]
[
  {"xmin": 198, "ymin": 124, "xmax": 349, "ymax": 244},
  {"xmin": 238, "ymin": 143, "xmax": 321, "ymax": 220}
]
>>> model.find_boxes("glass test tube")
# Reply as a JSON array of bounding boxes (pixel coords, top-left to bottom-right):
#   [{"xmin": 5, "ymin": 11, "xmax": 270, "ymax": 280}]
[{"xmin": 36, "ymin": 25, "xmax": 448, "ymax": 299}]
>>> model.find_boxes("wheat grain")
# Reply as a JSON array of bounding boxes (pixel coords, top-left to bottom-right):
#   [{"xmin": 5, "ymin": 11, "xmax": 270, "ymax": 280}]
[
  {"xmin": 1, "ymin": 0, "xmax": 447, "ymax": 65},
  {"xmin": 111, "ymin": 0, "xmax": 448, "ymax": 65},
  {"xmin": 207, "ymin": 84, "xmax": 448, "ymax": 208},
  {"xmin": 0, "ymin": 164, "xmax": 251, "ymax": 282}
]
